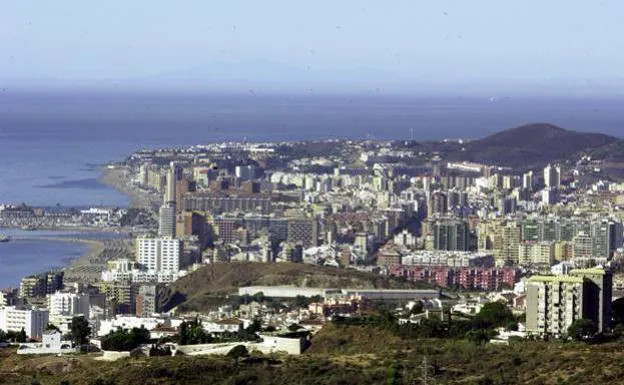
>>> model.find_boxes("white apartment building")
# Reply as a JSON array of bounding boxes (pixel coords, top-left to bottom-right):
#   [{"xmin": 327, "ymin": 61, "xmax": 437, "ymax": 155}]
[
  {"xmin": 544, "ymin": 164, "xmax": 561, "ymax": 189},
  {"xmin": 0, "ymin": 306, "xmax": 49, "ymax": 339},
  {"xmin": 101, "ymin": 268, "xmax": 186, "ymax": 284},
  {"xmin": 394, "ymin": 229, "xmax": 417, "ymax": 248},
  {"xmin": 47, "ymin": 291, "xmax": 90, "ymax": 319},
  {"xmin": 136, "ymin": 236, "xmax": 181, "ymax": 272},
  {"xmin": 518, "ymin": 241, "xmax": 555, "ymax": 266}
]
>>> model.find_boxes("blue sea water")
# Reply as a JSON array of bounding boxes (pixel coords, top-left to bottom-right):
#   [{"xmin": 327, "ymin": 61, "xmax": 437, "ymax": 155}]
[{"xmin": 0, "ymin": 228, "xmax": 125, "ymax": 288}]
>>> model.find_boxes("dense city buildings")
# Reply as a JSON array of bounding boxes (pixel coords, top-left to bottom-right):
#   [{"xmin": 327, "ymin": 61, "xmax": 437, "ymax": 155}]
[{"xmin": 4, "ymin": 133, "xmax": 624, "ymax": 369}]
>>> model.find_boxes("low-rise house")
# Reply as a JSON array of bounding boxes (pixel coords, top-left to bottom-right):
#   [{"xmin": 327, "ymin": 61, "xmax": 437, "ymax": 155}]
[
  {"xmin": 150, "ymin": 325, "xmax": 178, "ymax": 340},
  {"xmin": 203, "ymin": 318, "xmax": 244, "ymax": 334},
  {"xmin": 298, "ymin": 319, "xmax": 325, "ymax": 332},
  {"xmin": 175, "ymin": 333, "xmax": 305, "ymax": 356},
  {"xmin": 238, "ymin": 301, "xmax": 263, "ymax": 318},
  {"xmin": 43, "ymin": 330, "xmax": 62, "ymax": 348},
  {"xmin": 97, "ymin": 315, "xmax": 184, "ymax": 337},
  {"xmin": 17, "ymin": 330, "xmax": 76, "ymax": 355},
  {"xmin": 398, "ymin": 309, "xmax": 449, "ymax": 325}
]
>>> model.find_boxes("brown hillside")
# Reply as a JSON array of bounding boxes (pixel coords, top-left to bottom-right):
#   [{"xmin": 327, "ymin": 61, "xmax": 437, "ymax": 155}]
[{"xmin": 159, "ymin": 262, "xmax": 431, "ymax": 312}]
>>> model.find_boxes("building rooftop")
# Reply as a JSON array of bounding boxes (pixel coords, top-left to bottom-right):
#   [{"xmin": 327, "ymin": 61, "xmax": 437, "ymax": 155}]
[
  {"xmin": 570, "ymin": 268, "xmax": 608, "ymax": 276},
  {"xmin": 214, "ymin": 318, "xmax": 243, "ymax": 325},
  {"xmin": 528, "ymin": 275, "xmax": 584, "ymax": 284}
]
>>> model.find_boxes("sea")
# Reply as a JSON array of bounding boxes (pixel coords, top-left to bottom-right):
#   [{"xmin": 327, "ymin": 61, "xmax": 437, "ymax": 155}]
[
  {"xmin": 0, "ymin": 90, "xmax": 623, "ymax": 287},
  {"xmin": 0, "ymin": 228, "xmax": 124, "ymax": 288}
]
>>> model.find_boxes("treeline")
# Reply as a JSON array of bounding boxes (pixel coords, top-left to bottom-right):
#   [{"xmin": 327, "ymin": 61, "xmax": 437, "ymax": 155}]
[
  {"xmin": 333, "ymin": 301, "xmax": 519, "ymax": 343},
  {"xmin": 99, "ymin": 318, "xmax": 269, "ymax": 351},
  {"xmin": 179, "ymin": 318, "xmax": 264, "ymax": 345},
  {"xmin": 0, "ymin": 328, "xmax": 27, "ymax": 343},
  {"xmin": 101, "ymin": 327, "xmax": 151, "ymax": 351}
]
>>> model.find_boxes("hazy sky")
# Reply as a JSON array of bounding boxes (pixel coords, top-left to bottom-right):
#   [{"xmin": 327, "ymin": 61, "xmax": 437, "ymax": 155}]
[{"xmin": 2, "ymin": 1, "xmax": 623, "ymax": 91}]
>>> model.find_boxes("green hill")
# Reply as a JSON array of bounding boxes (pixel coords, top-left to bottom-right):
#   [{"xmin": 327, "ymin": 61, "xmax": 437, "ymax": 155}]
[{"xmin": 159, "ymin": 262, "xmax": 431, "ymax": 312}]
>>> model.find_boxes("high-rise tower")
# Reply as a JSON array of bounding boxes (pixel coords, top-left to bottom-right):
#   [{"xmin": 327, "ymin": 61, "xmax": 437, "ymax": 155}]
[
  {"xmin": 544, "ymin": 164, "xmax": 561, "ymax": 189},
  {"xmin": 165, "ymin": 162, "xmax": 177, "ymax": 204},
  {"xmin": 158, "ymin": 163, "xmax": 177, "ymax": 238}
]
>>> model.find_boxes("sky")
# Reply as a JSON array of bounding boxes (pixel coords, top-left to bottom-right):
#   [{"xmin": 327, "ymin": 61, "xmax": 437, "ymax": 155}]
[{"xmin": 1, "ymin": 0, "xmax": 624, "ymax": 93}]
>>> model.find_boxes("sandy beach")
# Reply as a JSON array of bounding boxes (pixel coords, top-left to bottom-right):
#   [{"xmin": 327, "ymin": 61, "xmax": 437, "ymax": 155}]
[
  {"xmin": 63, "ymin": 237, "xmax": 134, "ymax": 284},
  {"xmin": 99, "ymin": 166, "xmax": 161, "ymax": 211}
]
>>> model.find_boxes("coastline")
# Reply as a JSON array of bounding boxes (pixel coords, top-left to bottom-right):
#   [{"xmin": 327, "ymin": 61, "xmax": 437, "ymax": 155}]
[
  {"xmin": 1, "ymin": 232, "xmax": 132, "ymax": 289},
  {"xmin": 11, "ymin": 165, "xmax": 146, "ymax": 286},
  {"xmin": 98, "ymin": 165, "xmax": 161, "ymax": 211},
  {"xmin": 64, "ymin": 237, "xmax": 134, "ymax": 284},
  {"xmin": 3, "ymin": 162, "xmax": 146, "ymax": 289}
]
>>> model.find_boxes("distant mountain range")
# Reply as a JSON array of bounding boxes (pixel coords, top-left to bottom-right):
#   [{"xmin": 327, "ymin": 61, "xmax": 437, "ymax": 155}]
[{"xmin": 443, "ymin": 123, "xmax": 620, "ymax": 168}]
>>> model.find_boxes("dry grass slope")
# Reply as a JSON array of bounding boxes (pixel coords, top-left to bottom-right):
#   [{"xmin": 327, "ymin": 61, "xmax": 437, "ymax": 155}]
[
  {"xmin": 5, "ymin": 325, "xmax": 624, "ymax": 384},
  {"xmin": 160, "ymin": 262, "xmax": 432, "ymax": 312}
]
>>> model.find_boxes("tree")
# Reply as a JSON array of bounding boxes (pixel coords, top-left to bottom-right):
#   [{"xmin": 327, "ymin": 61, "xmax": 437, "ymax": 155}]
[
  {"xmin": 614, "ymin": 323, "xmax": 624, "ymax": 339},
  {"xmin": 252, "ymin": 292, "xmax": 265, "ymax": 303},
  {"xmin": 101, "ymin": 327, "xmax": 151, "ymax": 351},
  {"xmin": 417, "ymin": 318, "xmax": 446, "ymax": 338},
  {"xmin": 288, "ymin": 323, "xmax": 301, "ymax": 332},
  {"xmin": 473, "ymin": 302, "xmax": 514, "ymax": 330},
  {"xmin": 188, "ymin": 320, "xmax": 212, "ymax": 345},
  {"xmin": 179, "ymin": 321, "xmax": 189, "ymax": 345},
  {"xmin": 149, "ymin": 344, "xmax": 172, "ymax": 356},
  {"xmin": 294, "ymin": 295, "xmax": 310, "ymax": 308},
  {"xmin": 466, "ymin": 329, "xmax": 497, "ymax": 345},
  {"xmin": 70, "ymin": 316, "xmax": 91, "ymax": 346},
  {"xmin": 227, "ymin": 345, "xmax": 249, "ymax": 360},
  {"xmin": 386, "ymin": 364, "xmax": 398, "ymax": 385},
  {"xmin": 612, "ymin": 298, "xmax": 624, "ymax": 326},
  {"xmin": 17, "ymin": 328, "xmax": 27, "ymax": 343},
  {"xmin": 567, "ymin": 318, "xmax": 598, "ymax": 341},
  {"xmin": 410, "ymin": 301, "xmax": 424, "ymax": 315},
  {"xmin": 46, "ymin": 323, "xmax": 60, "ymax": 332},
  {"xmin": 505, "ymin": 320, "xmax": 519, "ymax": 331}
]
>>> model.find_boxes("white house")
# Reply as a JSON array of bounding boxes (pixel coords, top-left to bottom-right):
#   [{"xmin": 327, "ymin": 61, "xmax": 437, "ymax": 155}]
[
  {"xmin": 42, "ymin": 330, "xmax": 62, "ymax": 349},
  {"xmin": 17, "ymin": 330, "xmax": 76, "ymax": 355},
  {"xmin": 202, "ymin": 318, "xmax": 244, "ymax": 334},
  {"xmin": 97, "ymin": 315, "xmax": 183, "ymax": 337},
  {"xmin": 175, "ymin": 334, "xmax": 304, "ymax": 356}
]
